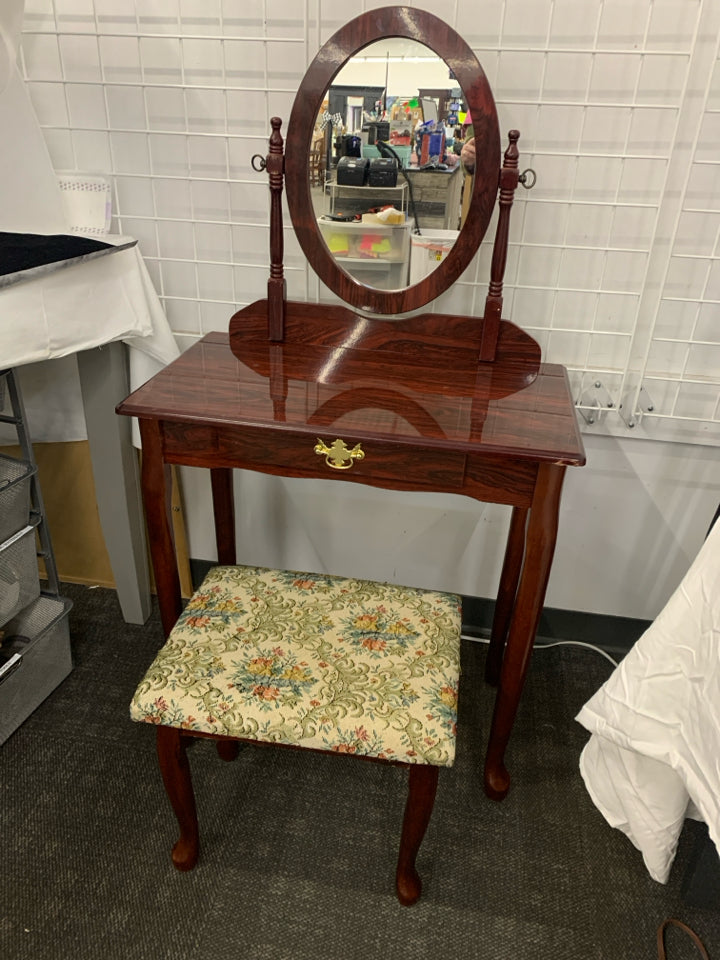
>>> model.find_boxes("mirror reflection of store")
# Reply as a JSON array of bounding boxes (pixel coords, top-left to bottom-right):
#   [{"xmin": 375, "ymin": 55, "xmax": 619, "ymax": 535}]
[
  {"xmin": 313, "ymin": 40, "xmax": 472, "ymax": 292},
  {"xmin": 328, "ymin": 85, "xmax": 385, "ymax": 164}
]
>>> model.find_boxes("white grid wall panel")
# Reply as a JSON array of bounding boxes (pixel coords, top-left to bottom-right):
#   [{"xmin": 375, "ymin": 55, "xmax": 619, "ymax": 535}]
[
  {"xmin": 637, "ymin": 40, "xmax": 720, "ymax": 441},
  {"xmin": 19, "ymin": 0, "xmax": 720, "ymax": 443},
  {"xmin": 461, "ymin": 0, "xmax": 704, "ymax": 430},
  {"xmin": 21, "ymin": 0, "xmax": 309, "ymax": 350}
]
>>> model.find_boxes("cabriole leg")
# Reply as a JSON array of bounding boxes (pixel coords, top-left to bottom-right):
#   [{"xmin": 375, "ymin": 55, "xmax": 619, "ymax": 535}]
[
  {"xmin": 395, "ymin": 764, "xmax": 439, "ymax": 906},
  {"xmin": 156, "ymin": 726, "xmax": 199, "ymax": 871},
  {"xmin": 216, "ymin": 739, "xmax": 240, "ymax": 762},
  {"xmin": 484, "ymin": 464, "xmax": 566, "ymax": 801},
  {"xmin": 485, "ymin": 506, "xmax": 528, "ymax": 686}
]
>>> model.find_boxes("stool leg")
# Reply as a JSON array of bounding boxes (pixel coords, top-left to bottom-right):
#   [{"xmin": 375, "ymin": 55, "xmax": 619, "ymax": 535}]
[
  {"xmin": 156, "ymin": 726, "xmax": 199, "ymax": 871},
  {"xmin": 216, "ymin": 739, "xmax": 240, "ymax": 762},
  {"xmin": 396, "ymin": 764, "xmax": 439, "ymax": 906}
]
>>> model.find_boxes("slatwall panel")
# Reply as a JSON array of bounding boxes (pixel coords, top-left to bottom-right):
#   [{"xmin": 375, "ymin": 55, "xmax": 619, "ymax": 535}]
[{"xmin": 19, "ymin": 0, "xmax": 720, "ymax": 444}]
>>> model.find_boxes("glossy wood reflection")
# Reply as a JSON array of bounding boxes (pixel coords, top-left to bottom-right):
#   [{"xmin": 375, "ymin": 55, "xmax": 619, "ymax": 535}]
[
  {"xmin": 118, "ymin": 316, "xmax": 585, "ymax": 799},
  {"xmin": 120, "ymin": 326, "xmax": 583, "ymax": 466},
  {"xmin": 119, "ymin": 7, "xmax": 585, "ymax": 802}
]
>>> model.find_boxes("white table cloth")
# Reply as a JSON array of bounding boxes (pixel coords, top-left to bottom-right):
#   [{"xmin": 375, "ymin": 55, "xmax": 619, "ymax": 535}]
[
  {"xmin": 0, "ymin": 238, "xmax": 178, "ymax": 442},
  {"xmin": 1, "ymin": 238, "xmax": 176, "ymax": 372},
  {"xmin": 0, "ymin": 237, "xmax": 180, "ymax": 624},
  {"xmin": 0, "ymin": 11, "xmax": 179, "ymax": 624}
]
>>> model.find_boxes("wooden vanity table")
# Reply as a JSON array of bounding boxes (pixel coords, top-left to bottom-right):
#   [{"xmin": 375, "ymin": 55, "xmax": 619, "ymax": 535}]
[{"xmin": 117, "ymin": 6, "xmax": 585, "ymax": 801}]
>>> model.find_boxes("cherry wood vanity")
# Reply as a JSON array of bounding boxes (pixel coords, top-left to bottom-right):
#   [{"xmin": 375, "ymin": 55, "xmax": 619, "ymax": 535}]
[{"xmin": 117, "ymin": 6, "xmax": 585, "ymax": 801}]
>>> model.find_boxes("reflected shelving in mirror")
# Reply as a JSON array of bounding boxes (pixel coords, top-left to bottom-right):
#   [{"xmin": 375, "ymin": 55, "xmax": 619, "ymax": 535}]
[
  {"xmin": 283, "ymin": 6, "xmax": 501, "ymax": 315},
  {"xmin": 310, "ymin": 38, "xmax": 470, "ymax": 294}
]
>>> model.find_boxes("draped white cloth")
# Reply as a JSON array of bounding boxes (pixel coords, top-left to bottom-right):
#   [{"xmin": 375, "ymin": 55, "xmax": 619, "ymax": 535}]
[
  {"xmin": 576, "ymin": 520, "xmax": 720, "ymax": 882},
  {"xmin": 0, "ymin": 235, "xmax": 179, "ymax": 442}
]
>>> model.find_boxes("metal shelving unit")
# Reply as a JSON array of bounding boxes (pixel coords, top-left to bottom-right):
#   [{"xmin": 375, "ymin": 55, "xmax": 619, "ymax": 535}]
[
  {"xmin": 327, "ymin": 180, "xmax": 408, "ymax": 217},
  {"xmin": 0, "ymin": 368, "xmax": 72, "ymax": 744}
]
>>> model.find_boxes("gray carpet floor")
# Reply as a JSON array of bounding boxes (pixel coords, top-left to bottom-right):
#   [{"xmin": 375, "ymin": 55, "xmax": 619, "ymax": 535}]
[{"xmin": 1, "ymin": 582, "xmax": 719, "ymax": 960}]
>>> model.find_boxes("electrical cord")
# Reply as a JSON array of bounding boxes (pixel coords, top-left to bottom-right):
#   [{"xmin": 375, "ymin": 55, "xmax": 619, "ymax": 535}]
[
  {"xmin": 532, "ymin": 639, "xmax": 619, "ymax": 667},
  {"xmin": 375, "ymin": 140, "xmax": 422, "ymax": 234},
  {"xmin": 460, "ymin": 632, "xmax": 619, "ymax": 668}
]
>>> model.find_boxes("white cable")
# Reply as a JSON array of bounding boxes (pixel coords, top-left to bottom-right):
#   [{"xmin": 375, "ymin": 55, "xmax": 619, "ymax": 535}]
[
  {"xmin": 460, "ymin": 632, "xmax": 619, "ymax": 668},
  {"xmin": 532, "ymin": 639, "xmax": 619, "ymax": 668}
]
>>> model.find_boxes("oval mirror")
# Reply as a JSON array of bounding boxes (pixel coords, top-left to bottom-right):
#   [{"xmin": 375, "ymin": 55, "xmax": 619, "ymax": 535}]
[
  {"xmin": 310, "ymin": 38, "xmax": 463, "ymax": 293},
  {"xmin": 284, "ymin": 6, "xmax": 500, "ymax": 315}
]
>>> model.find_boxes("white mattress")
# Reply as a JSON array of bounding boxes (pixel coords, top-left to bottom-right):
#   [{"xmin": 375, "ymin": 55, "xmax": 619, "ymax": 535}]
[{"xmin": 576, "ymin": 519, "xmax": 720, "ymax": 883}]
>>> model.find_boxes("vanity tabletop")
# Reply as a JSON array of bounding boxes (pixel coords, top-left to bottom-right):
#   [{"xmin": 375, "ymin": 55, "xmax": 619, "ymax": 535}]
[{"xmin": 118, "ymin": 327, "xmax": 585, "ymax": 468}]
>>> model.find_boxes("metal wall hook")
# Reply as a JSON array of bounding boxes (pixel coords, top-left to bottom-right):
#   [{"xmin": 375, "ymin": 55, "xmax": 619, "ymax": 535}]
[
  {"xmin": 576, "ymin": 380, "xmax": 614, "ymax": 424},
  {"xmin": 638, "ymin": 386, "xmax": 654, "ymax": 413},
  {"xmin": 251, "ymin": 154, "xmax": 267, "ymax": 173},
  {"xmin": 519, "ymin": 168, "xmax": 536, "ymax": 189}
]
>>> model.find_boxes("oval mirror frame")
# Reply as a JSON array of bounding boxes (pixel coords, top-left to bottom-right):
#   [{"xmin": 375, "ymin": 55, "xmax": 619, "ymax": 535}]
[{"xmin": 284, "ymin": 6, "xmax": 501, "ymax": 315}]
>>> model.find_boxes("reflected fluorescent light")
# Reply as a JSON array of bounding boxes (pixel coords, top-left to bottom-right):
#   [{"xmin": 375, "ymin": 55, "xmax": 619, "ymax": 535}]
[
  {"xmin": 357, "ymin": 56, "xmax": 439, "ymax": 63},
  {"xmin": 317, "ymin": 317, "xmax": 371, "ymax": 383}
]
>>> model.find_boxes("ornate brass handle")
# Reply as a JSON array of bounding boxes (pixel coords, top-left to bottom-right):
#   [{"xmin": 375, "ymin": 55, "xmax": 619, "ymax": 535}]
[{"xmin": 314, "ymin": 438, "xmax": 365, "ymax": 470}]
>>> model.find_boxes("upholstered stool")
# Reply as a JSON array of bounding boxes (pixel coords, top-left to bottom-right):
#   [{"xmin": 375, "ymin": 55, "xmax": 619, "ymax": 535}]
[{"xmin": 131, "ymin": 565, "xmax": 461, "ymax": 905}]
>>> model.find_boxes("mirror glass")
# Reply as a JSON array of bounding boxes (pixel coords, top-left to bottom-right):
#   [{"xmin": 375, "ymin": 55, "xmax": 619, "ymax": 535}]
[
  {"xmin": 284, "ymin": 5, "xmax": 500, "ymax": 316},
  {"xmin": 310, "ymin": 39, "xmax": 471, "ymax": 292}
]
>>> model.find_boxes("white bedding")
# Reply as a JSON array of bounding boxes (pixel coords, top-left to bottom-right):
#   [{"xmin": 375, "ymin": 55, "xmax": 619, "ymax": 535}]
[{"xmin": 576, "ymin": 519, "xmax": 720, "ymax": 883}]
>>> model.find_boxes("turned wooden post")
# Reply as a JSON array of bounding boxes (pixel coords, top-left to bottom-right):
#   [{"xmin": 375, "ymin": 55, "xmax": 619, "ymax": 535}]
[
  {"xmin": 267, "ymin": 117, "xmax": 286, "ymax": 342},
  {"xmin": 479, "ymin": 130, "xmax": 521, "ymax": 362}
]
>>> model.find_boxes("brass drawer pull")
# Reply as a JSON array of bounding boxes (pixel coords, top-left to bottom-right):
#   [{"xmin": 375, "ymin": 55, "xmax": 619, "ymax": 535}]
[{"xmin": 314, "ymin": 438, "xmax": 365, "ymax": 470}]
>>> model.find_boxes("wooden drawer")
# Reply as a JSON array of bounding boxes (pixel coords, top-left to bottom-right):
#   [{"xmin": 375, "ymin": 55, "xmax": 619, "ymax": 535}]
[{"xmin": 162, "ymin": 421, "xmax": 467, "ymax": 489}]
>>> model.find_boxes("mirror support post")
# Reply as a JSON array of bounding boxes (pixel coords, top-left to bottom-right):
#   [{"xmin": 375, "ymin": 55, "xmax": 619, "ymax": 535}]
[
  {"xmin": 479, "ymin": 131, "xmax": 520, "ymax": 362},
  {"xmin": 267, "ymin": 117, "xmax": 286, "ymax": 342}
]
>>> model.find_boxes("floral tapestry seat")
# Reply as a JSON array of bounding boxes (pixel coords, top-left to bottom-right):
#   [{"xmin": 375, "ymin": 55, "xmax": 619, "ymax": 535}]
[{"xmin": 132, "ymin": 564, "xmax": 462, "ymax": 905}]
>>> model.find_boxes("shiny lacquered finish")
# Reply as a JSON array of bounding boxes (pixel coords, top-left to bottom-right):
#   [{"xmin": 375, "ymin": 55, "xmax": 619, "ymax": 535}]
[
  {"xmin": 117, "ymin": 316, "xmax": 585, "ymax": 801},
  {"xmin": 119, "ymin": 6, "xmax": 584, "ymax": 805},
  {"xmin": 121, "ymin": 322, "xmax": 583, "ymax": 468}
]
